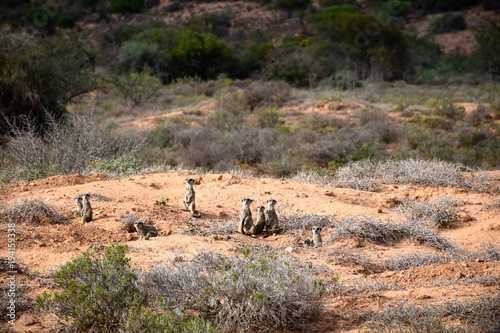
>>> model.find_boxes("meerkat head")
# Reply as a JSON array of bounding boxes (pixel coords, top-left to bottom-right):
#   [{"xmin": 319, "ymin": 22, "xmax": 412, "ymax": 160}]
[
  {"xmin": 242, "ymin": 198, "xmax": 253, "ymax": 205},
  {"xmin": 267, "ymin": 198, "xmax": 277, "ymax": 206},
  {"xmin": 311, "ymin": 226, "xmax": 322, "ymax": 234},
  {"xmin": 83, "ymin": 193, "xmax": 91, "ymax": 200},
  {"xmin": 134, "ymin": 221, "xmax": 144, "ymax": 229},
  {"xmin": 75, "ymin": 197, "xmax": 82, "ymax": 202},
  {"xmin": 257, "ymin": 205, "xmax": 265, "ymax": 212},
  {"xmin": 186, "ymin": 178, "xmax": 195, "ymax": 185}
]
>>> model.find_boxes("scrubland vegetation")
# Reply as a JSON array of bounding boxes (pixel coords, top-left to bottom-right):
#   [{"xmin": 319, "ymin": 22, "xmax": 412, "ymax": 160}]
[{"xmin": 1, "ymin": 1, "xmax": 499, "ymax": 332}]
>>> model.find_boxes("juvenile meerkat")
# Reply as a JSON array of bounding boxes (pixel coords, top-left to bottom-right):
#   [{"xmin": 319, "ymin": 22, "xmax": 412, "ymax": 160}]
[
  {"xmin": 134, "ymin": 221, "xmax": 158, "ymax": 240},
  {"xmin": 81, "ymin": 193, "xmax": 93, "ymax": 223},
  {"xmin": 182, "ymin": 178, "xmax": 201, "ymax": 218},
  {"xmin": 264, "ymin": 198, "xmax": 282, "ymax": 235},
  {"xmin": 250, "ymin": 205, "xmax": 266, "ymax": 237},
  {"xmin": 239, "ymin": 198, "xmax": 254, "ymax": 235},
  {"xmin": 304, "ymin": 226, "xmax": 323, "ymax": 248},
  {"xmin": 74, "ymin": 196, "xmax": 83, "ymax": 217}
]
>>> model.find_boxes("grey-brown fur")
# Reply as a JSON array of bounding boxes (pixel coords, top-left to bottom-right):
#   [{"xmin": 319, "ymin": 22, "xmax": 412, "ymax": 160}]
[
  {"xmin": 239, "ymin": 198, "xmax": 254, "ymax": 235},
  {"xmin": 81, "ymin": 193, "xmax": 92, "ymax": 223},
  {"xmin": 134, "ymin": 221, "xmax": 158, "ymax": 240},
  {"xmin": 250, "ymin": 205, "xmax": 266, "ymax": 237},
  {"xmin": 304, "ymin": 226, "xmax": 323, "ymax": 248},
  {"xmin": 74, "ymin": 197, "xmax": 83, "ymax": 217},
  {"xmin": 265, "ymin": 198, "xmax": 282, "ymax": 235},
  {"xmin": 183, "ymin": 178, "xmax": 200, "ymax": 217}
]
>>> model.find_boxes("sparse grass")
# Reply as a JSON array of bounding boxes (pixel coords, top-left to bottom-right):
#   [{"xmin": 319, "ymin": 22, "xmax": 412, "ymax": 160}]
[
  {"xmin": 2, "ymin": 199, "xmax": 69, "ymax": 225},
  {"xmin": 142, "ymin": 248, "xmax": 324, "ymax": 332},
  {"xmin": 182, "ymin": 218, "xmax": 237, "ymax": 236},
  {"xmin": 330, "ymin": 278, "xmax": 400, "ymax": 296}
]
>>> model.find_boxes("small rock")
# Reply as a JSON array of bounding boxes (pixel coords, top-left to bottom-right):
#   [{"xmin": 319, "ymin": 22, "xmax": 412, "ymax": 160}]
[
  {"xmin": 475, "ymin": 258, "xmax": 485, "ymax": 263},
  {"xmin": 377, "ymin": 208, "xmax": 383, "ymax": 213},
  {"xmin": 458, "ymin": 212, "xmax": 473, "ymax": 222},
  {"xmin": 285, "ymin": 246, "xmax": 294, "ymax": 253}
]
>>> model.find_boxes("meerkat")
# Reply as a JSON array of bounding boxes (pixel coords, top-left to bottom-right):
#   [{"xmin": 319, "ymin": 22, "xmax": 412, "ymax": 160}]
[
  {"xmin": 74, "ymin": 196, "xmax": 83, "ymax": 217},
  {"xmin": 250, "ymin": 205, "xmax": 266, "ymax": 237},
  {"xmin": 264, "ymin": 198, "xmax": 282, "ymax": 236},
  {"xmin": 182, "ymin": 178, "xmax": 201, "ymax": 218},
  {"xmin": 304, "ymin": 226, "xmax": 323, "ymax": 248},
  {"xmin": 134, "ymin": 221, "xmax": 158, "ymax": 240},
  {"xmin": 81, "ymin": 193, "xmax": 93, "ymax": 223},
  {"xmin": 239, "ymin": 198, "xmax": 254, "ymax": 235}
]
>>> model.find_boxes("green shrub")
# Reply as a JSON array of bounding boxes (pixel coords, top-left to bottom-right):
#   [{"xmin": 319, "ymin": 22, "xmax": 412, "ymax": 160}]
[
  {"xmin": 109, "ymin": 71, "xmax": 164, "ymax": 106},
  {"xmin": 88, "ymin": 157, "xmax": 144, "ymax": 175},
  {"xmin": 428, "ymin": 13, "xmax": 467, "ymax": 34},
  {"xmin": 120, "ymin": 306, "xmax": 217, "ymax": 333},
  {"xmin": 37, "ymin": 245, "xmax": 140, "ymax": 332},
  {"xmin": 474, "ymin": 18, "xmax": 500, "ymax": 80},
  {"xmin": 143, "ymin": 249, "xmax": 324, "ymax": 332},
  {"xmin": 115, "ymin": 41, "xmax": 168, "ymax": 81},
  {"xmin": 111, "ymin": 0, "xmax": 144, "ymax": 13}
]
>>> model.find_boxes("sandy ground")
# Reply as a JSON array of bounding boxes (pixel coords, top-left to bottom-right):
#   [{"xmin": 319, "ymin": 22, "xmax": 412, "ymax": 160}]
[{"xmin": 1, "ymin": 169, "xmax": 499, "ymax": 332}]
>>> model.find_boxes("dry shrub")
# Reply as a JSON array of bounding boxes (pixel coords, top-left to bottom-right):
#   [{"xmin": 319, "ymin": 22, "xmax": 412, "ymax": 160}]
[
  {"xmin": 393, "ymin": 196, "xmax": 461, "ymax": 227},
  {"xmin": 327, "ymin": 249, "xmax": 382, "ymax": 273},
  {"xmin": 366, "ymin": 297, "xmax": 500, "ymax": 333},
  {"xmin": 2, "ymin": 199, "xmax": 69, "ymax": 225},
  {"xmin": 327, "ymin": 216, "xmax": 455, "ymax": 251},
  {"xmin": 383, "ymin": 252, "xmax": 449, "ymax": 271},
  {"xmin": 243, "ymin": 80, "xmax": 291, "ymax": 111},
  {"xmin": 142, "ymin": 248, "xmax": 324, "ymax": 332},
  {"xmin": 3, "ymin": 109, "xmax": 148, "ymax": 179}
]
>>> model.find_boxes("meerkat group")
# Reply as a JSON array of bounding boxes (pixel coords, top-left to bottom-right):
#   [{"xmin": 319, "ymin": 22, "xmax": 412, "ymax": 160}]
[
  {"xmin": 74, "ymin": 194, "xmax": 92, "ymax": 224},
  {"xmin": 303, "ymin": 226, "xmax": 323, "ymax": 248},
  {"xmin": 238, "ymin": 197, "xmax": 283, "ymax": 238}
]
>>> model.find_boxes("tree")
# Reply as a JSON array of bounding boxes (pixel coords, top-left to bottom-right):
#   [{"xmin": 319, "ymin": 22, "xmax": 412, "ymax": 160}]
[
  {"xmin": 474, "ymin": 18, "xmax": 500, "ymax": 80},
  {"xmin": 0, "ymin": 29, "xmax": 97, "ymax": 136},
  {"xmin": 167, "ymin": 29, "xmax": 233, "ymax": 80}
]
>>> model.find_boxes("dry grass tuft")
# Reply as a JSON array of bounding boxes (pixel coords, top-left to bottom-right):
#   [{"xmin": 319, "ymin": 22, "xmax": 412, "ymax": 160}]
[{"xmin": 1, "ymin": 199, "xmax": 69, "ymax": 225}]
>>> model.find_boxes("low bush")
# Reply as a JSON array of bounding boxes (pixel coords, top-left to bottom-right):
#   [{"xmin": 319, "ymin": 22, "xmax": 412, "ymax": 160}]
[
  {"xmin": 2, "ymin": 199, "xmax": 68, "ymax": 225},
  {"xmin": 142, "ymin": 248, "xmax": 324, "ymax": 332},
  {"xmin": 383, "ymin": 251, "xmax": 449, "ymax": 271},
  {"xmin": 393, "ymin": 196, "xmax": 461, "ymax": 227},
  {"xmin": 428, "ymin": 13, "xmax": 467, "ymax": 35},
  {"xmin": 37, "ymin": 245, "xmax": 141, "ymax": 332}
]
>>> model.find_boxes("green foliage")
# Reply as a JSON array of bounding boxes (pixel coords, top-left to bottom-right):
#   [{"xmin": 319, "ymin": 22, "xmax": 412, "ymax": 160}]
[
  {"xmin": 318, "ymin": 0, "xmax": 357, "ymax": 7},
  {"xmin": 108, "ymin": 71, "xmax": 164, "ymax": 106},
  {"xmin": 168, "ymin": 29, "xmax": 233, "ymax": 81},
  {"xmin": 111, "ymin": 0, "xmax": 144, "ymax": 13},
  {"xmin": 186, "ymin": 11, "xmax": 232, "ymax": 37},
  {"xmin": 0, "ymin": 29, "xmax": 96, "ymax": 137},
  {"xmin": 428, "ymin": 13, "xmax": 467, "ymax": 34},
  {"xmin": 120, "ymin": 306, "xmax": 217, "ymax": 333},
  {"xmin": 315, "ymin": 12, "xmax": 410, "ymax": 80},
  {"xmin": 88, "ymin": 157, "xmax": 144, "ymax": 175},
  {"xmin": 115, "ymin": 41, "xmax": 168, "ymax": 82},
  {"xmin": 474, "ymin": 18, "xmax": 500, "ymax": 79},
  {"xmin": 37, "ymin": 245, "xmax": 140, "ymax": 332}
]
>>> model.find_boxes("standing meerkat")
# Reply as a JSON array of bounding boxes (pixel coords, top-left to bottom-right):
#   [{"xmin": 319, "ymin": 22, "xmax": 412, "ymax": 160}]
[
  {"xmin": 250, "ymin": 205, "xmax": 266, "ymax": 237},
  {"xmin": 74, "ymin": 196, "xmax": 83, "ymax": 217},
  {"xmin": 304, "ymin": 226, "xmax": 323, "ymax": 248},
  {"xmin": 81, "ymin": 193, "xmax": 93, "ymax": 223},
  {"xmin": 183, "ymin": 178, "xmax": 201, "ymax": 218},
  {"xmin": 239, "ymin": 198, "xmax": 254, "ymax": 235},
  {"xmin": 134, "ymin": 221, "xmax": 158, "ymax": 240},
  {"xmin": 264, "ymin": 198, "xmax": 282, "ymax": 235}
]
